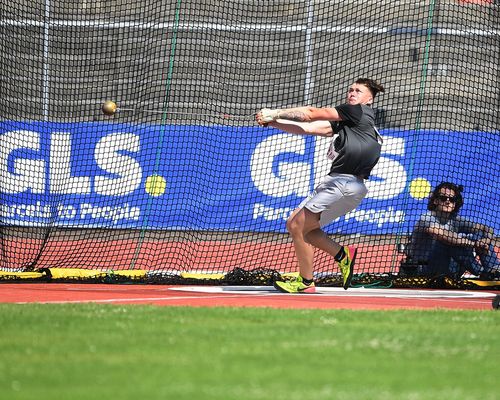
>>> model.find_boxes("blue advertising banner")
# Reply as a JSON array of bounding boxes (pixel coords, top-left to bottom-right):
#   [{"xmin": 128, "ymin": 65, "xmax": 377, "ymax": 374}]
[{"xmin": 0, "ymin": 121, "xmax": 498, "ymax": 234}]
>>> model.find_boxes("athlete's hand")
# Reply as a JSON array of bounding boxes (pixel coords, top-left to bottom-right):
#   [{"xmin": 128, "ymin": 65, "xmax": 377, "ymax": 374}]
[{"xmin": 256, "ymin": 108, "xmax": 280, "ymax": 126}]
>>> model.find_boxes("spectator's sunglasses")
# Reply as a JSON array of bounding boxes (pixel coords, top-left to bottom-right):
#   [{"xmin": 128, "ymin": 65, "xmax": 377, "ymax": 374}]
[{"xmin": 437, "ymin": 194, "xmax": 457, "ymax": 203}]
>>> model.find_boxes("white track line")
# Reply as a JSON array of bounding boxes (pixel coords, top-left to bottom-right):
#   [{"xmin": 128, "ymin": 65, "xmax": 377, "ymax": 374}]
[
  {"xmin": 170, "ymin": 286, "xmax": 497, "ymax": 299},
  {"xmin": 10, "ymin": 285, "xmax": 496, "ymax": 305}
]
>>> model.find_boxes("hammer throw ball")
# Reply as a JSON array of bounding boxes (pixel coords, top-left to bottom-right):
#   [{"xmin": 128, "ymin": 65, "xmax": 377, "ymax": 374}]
[{"xmin": 102, "ymin": 100, "xmax": 118, "ymax": 116}]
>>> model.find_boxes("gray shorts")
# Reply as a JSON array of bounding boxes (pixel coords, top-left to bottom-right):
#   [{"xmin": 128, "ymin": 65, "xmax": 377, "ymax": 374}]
[{"xmin": 298, "ymin": 173, "xmax": 368, "ymax": 227}]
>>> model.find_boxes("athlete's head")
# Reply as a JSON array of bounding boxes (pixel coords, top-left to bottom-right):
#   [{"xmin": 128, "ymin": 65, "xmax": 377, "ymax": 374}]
[
  {"xmin": 428, "ymin": 182, "xmax": 464, "ymax": 217},
  {"xmin": 346, "ymin": 78, "xmax": 385, "ymax": 106}
]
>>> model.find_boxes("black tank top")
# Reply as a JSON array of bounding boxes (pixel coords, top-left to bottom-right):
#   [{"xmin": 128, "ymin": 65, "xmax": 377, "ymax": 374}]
[{"xmin": 328, "ymin": 103, "xmax": 381, "ymax": 179}]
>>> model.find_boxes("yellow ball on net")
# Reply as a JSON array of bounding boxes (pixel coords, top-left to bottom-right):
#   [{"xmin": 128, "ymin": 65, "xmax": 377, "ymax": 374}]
[{"xmin": 102, "ymin": 100, "xmax": 118, "ymax": 116}]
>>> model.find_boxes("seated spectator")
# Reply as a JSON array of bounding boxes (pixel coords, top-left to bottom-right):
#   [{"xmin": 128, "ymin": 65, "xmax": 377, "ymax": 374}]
[{"xmin": 404, "ymin": 182, "xmax": 500, "ymax": 279}]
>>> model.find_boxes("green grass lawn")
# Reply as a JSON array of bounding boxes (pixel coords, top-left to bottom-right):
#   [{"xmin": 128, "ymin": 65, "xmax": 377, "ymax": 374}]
[{"xmin": 0, "ymin": 304, "xmax": 498, "ymax": 400}]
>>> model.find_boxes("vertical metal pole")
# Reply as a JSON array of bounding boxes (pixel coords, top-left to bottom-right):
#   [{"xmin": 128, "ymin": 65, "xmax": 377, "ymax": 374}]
[
  {"xmin": 304, "ymin": 0, "xmax": 313, "ymax": 104},
  {"xmin": 42, "ymin": 0, "xmax": 50, "ymax": 121}
]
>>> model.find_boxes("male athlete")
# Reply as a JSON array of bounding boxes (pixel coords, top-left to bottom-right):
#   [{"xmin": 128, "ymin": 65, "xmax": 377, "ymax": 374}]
[{"xmin": 256, "ymin": 78, "xmax": 385, "ymax": 293}]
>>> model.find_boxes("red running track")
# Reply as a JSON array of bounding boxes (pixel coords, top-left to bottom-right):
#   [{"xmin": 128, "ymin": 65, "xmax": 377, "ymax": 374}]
[{"xmin": 0, "ymin": 283, "xmax": 498, "ymax": 310}]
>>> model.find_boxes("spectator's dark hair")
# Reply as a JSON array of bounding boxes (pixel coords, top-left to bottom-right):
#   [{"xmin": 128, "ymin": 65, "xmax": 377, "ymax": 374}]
[
  {"xmin": 428, "ymin": 182, "xmax": 464, "ymax": 217},
  {"xmin": 356, "ymin": 78, "xmax": 385, "ymax": 99}
]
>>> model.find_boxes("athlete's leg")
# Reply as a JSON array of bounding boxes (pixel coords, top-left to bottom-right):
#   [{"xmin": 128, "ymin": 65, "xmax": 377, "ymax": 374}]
[
  {"xmin": 304, "ymin": 175, "xmax": 366, "ymax": 259},
  {"xmin": 286, "ymin": 174, "xmax": 366, "ymax": 280},
  {"xmin": 287, "ymin": 207, "xmax": 342, "ymax": 280},
  {"xmin": 303, "ymin": 213, "xmax": 342, "ymax": 259},
  {"xmin": 286, "ymin": 207, "xmax": 317, "ymax": 280}
]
